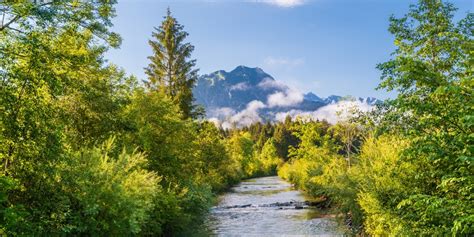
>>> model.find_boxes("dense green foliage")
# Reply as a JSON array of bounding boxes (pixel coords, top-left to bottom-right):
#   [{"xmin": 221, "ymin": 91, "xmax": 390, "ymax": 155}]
[
  {"xmin": 56, "ymin": 140, "xmax": 160, "ymax": 235},
  {"xmin": 276, "ymin": 0, "xmax": 473, "ymax": 235},
  {"xmin": 0, "ymin": 0, "xmax": 472, "ymax": 236},
  {"xmin": 376, "ymin": 1, "xmax": 473, "ymax": 234},
  {"xmin": 0, "ymin": 2, "xmax": 266, "ymax": 236}
]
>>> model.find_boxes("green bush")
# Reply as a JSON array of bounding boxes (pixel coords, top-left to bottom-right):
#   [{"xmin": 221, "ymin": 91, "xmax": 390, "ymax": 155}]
[
  {"xmin": 351, "ymin": 135, "xmax": 413, "ymax": 235},
  {"xmin": 56, "ymin": 138, "xmax": 160, "ymax": 235},
  {"xmin": 194, "ymin": 121, "xmax": 242, "ymax": 192}
]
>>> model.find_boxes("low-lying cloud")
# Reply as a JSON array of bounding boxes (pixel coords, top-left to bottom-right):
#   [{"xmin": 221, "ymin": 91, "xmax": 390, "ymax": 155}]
[
  {"xmin": 209, "ymin": 99, "xmax": 375, "ymax": 129},
  {"xmin": 210, "ymin": 100, "xmax": 266, "ymax": 129},
  {"xmin": 209, "ymin": 107, "xmax": 236, "ymax": 118},
  {"xmin": 257, "ymin": 77, "xmax": 288, "ymax": 90},
  {"xmin": 257, "ymin": 78, "xmax": 304, "ymax": 107},
  {"xmin": 230, "ymin": 82, "xmax": 250, "ymax": 91},
  {"xmin": 267, "ymin": 89, "xmax": 304, "ymax": 107},
  {"xmin": 209, "ymin": 78, "xmax": 309, "ymax": 128},
  {"xmin": 275, "ymin": 100, "xmax": 374, "ymax": 124}
]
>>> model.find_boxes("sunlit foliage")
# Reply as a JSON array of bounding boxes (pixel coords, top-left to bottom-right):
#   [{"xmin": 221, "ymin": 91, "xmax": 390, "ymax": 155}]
[{"xmin": 0, "ymin": 0, "xmax": 471, "ymax": 235}]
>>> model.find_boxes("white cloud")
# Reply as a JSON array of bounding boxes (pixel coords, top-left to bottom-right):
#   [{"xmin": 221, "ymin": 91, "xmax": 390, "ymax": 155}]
[
  {"xmin": 220, "ymin": 121, "xmax": 233, "ymax": 130},
  {"xmin": 210, "ymin": 98, "xmax": 376, "ymax": 129},
  {"xmin": 257, "ymin": 0, "xmax": 306, "ymax": 8},
  {"xmin": 228, "ymin": 100, "xmax": 266, "ymax": 128},
  {"xmin": 209, "ymin": 107, "xmax": 236, "ymax": 118},
  {"xmin": 259, "ymin": 78, "xmax": 304, "ymax": 108},
  {"xmin": 264, "ymin": 57, "xmax": 304, "ymax": 68},
  {"xmin": 230, "ymin": 82, "xmax": 250, "ymax": 91},
  {"xmin": 267, "ymin": 88, "xmax": 304, "ymax": 107},
  {"xmin": 208, "ymin": 117, "xmax": 221, "ymax": 127},
  {"xmin": 247, "ymin": 100, "xmax": 267, "ymax": 111},
  {"xmin": 275, "ymin": 100, "xmax": 375, "ymax": 124},
  {"xmin": 257, "ymin": 77, "xmax": 288, "ymax": 90},
  {"xmin": 212, "ymin": 101, "xmax": 266, "ymax": 129}
]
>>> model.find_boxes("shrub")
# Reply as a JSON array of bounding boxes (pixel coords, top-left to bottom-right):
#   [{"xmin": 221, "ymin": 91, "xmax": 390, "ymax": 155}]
[{"xmin": 56, "ymin": 138, "xmax": 160, "ymax": 235}]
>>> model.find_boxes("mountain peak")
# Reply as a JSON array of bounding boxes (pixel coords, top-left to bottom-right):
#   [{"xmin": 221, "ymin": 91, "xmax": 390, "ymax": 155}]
[
  {"xmin": 234, "ymin": 65, "xmax": 251, "ymax": 70},
  {"xmin": 233, "ymin": 65, "xmax": 258, "ymax": 70},
  {"xmin": 225, "ymin": 65, "xmax": 273, "ymax": 84},
  {"xmin": 304, "ymin": 92, "xmax": 322, "ymax": 102},
  {"xmin": 230, "ymin": 65, "xmax": 267, "ymax": 76}
]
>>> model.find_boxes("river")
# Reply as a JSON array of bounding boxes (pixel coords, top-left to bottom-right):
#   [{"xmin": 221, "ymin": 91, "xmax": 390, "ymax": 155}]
[{"xmin": 200, "ymin": 176, "xmax": 344, "ymax": 236}]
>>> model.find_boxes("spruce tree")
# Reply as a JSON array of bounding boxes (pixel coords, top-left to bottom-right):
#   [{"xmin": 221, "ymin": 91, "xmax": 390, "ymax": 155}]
[{"xmin": 145, "ymin": 9, "xmax": 199, "ymax": 119}]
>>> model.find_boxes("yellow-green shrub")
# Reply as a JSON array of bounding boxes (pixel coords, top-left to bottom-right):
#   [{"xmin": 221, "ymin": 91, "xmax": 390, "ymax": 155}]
[
  {"xmin": 351, "ymin": 135, "xmax": 414, "ymax": 235},
  {"xmin": 57, "ymin": 138, "xmax": 160, "ymax": 235}
]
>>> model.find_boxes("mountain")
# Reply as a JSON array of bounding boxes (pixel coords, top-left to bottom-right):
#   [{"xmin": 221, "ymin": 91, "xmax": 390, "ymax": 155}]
[
  {"xmin": 194, "ymin": 66, "xmax": 380, "ymax": 126},
  {"xmin": 303, "ymin": 92, "xmax": 323, "ymax": 102},
  {"xmin": 194, "ymin": 65, "xmax": 278, "ymax": 111}
]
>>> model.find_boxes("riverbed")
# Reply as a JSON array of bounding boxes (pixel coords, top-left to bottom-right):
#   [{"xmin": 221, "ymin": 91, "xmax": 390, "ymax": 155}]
[{"xmin": 201, "ymin": 176, "xmax": 344, "ymax": 236}]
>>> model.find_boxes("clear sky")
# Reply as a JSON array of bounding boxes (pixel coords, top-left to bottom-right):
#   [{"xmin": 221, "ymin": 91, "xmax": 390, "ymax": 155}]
[{"xmin": 106, "ymin": 0, "xmax": 472, "ymax": 99}]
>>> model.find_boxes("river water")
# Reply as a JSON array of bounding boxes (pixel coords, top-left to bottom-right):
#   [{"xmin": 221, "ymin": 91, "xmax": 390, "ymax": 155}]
[{"xmin": 201, "ymin": 176, "xmax": 344, "ymax": 236}]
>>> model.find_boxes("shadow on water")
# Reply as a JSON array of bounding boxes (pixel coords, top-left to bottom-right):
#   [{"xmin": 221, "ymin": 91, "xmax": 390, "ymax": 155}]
[{"xmin": 189, "ymin": 176, "xmax": 345, "ymax": 237}]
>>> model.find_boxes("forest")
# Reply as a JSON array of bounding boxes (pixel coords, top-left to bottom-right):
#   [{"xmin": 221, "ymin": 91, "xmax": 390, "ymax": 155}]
[{"xmin": 0, "ymin": 0, "xmax": 472, "ymax": 236}]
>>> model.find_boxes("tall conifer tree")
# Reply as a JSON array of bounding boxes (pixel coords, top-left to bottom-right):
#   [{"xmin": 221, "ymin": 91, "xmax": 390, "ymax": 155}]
[{"xmin": 145, "ymin": 9, "xmax": 199, "ymax": 119}]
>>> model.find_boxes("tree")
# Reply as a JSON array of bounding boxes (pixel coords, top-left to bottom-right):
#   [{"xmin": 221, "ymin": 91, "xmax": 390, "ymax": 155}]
[
  {"xmin": 59, "ymin": 65, "xmax": 136, "ymax": 150},
  {"xmin": 0, "ymin": 1, "xmax": 120, "ymax": 46},
  {"xmin": 145, "ymin": 9, "xmax": 199, "ymax": 119},
  {"xmin": 273, "ymin": 116, "xmax": 299, "ymax": 161},
  {"xmin": 258, "ymin": 138, "xmax": 281, "ymax": 175},
  {"xmin": 125, "ymin": 89, "xmax": 196, "ymax": 185},
  {"xmin": 377, "ymin": 0, "xmax": 473, "ymax": 234},
  {"xmin": 331, "ymin": 122, "xmax": 362, "ymax": 167},
  {"xmin": 330, "ymin": 100, "xmax": 365, "ymax": 167},
  {"xmin": 0, "ymin": 1, "xmax": 140, "ymax": 234},
  {"xmin": 226, "ymin": 132, "xmax": 255, "ymax": 177},
  {"xmin": 193, "ymin": 121, "xmax": 241, "ymax": 191},
  {"xmin": 0, "ymin": 0, "xmax": 120, "ymax": 179}
]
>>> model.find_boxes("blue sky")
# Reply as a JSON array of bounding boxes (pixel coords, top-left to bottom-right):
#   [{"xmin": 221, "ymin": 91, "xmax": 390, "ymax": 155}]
[{"xmin": 106, "ymin": 0, "xmax": 472, "ymax": 99}]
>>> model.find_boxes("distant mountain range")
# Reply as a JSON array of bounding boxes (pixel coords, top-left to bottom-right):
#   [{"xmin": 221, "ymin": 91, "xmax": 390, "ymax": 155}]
[{"xmin": 193, "ymin": 66, "xmax": 380, "ymax": 126}]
